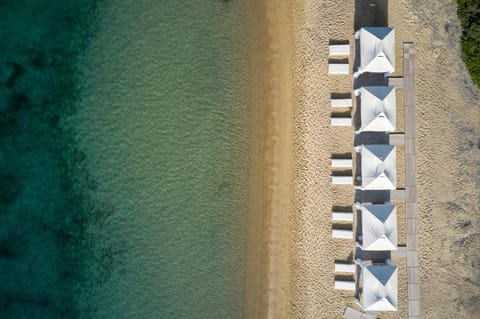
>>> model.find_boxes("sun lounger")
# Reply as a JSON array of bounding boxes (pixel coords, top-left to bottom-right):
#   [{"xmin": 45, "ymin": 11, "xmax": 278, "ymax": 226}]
[
  {"xmin": 332, "ymin": 176, "xmax": 353, "ymax": 185},
  {"xmin": 331, "ymin": 159, "xmax": 353, "ymax": 168},
  {"xmin": 332, "ymin": 211, "xmax": 353, "ymax": 222},
  {"xmin": 334, "ymin": 280, "xmax": 355, "ymax": 290},
  {"xmin": 334, "ymin": 263, "xmax": 356, "ymax": 273},
  {"xmin": 329, "ymin": 44, "xmax": 350, "ymax": 56},
  {"xmin": 328, "ymin": 63, "xmax": 349, "ymax": 74},
  {"xmin": 331, "ymin": 117, "xmax": 352, "ymax": 126},
  {"xmin": 332, "ymin": 229, "xmax": 353, "ymax": 239},
  {"xmin": 331, "ymin": 98, "xmax": 353, "ymax": 108}
]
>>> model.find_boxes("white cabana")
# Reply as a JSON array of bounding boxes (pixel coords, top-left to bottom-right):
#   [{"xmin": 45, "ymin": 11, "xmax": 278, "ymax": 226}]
[
  {"xmin": 354, "ymin": 27, "xmax": 395, "ymax": 77},
  {"xmin": 356, "ymin": 260, "xmax": 398, "ymax": 312},
  {"xmin": 356, "ymin": 144, "xmax": 396, "ymax": 190},
  {"xmin": 356, "ymin": 86, "xmax": 396, "ymax": 133},
  {"xmin": 356, "ymin": 203, "xmax": 397, "ymax": 251}
]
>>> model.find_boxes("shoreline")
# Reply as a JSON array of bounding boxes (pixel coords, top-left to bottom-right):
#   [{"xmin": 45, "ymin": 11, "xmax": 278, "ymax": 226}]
[{"xmin": 244, "ymin": 0, "xmax": 298, "ymax": 318}]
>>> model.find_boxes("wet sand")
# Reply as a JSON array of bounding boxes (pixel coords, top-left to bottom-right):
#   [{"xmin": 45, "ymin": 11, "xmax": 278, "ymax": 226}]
[{"xmin": 244, "ymin": 0, "xmax": 296, "ymax": 318}]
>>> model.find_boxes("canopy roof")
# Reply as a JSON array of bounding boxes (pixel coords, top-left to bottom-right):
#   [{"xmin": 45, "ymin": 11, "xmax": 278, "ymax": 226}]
[
  {"xmin": 356, "ymin": 27, "xmax": 395, "ymax": 75},
  {"xmin": 358, "ymin": 86, "xmax": 396, "ymax": 133},
  {"xmin": 359, "ymin": 204, "xmax": 397, "ymax": 251},
  {"xmin": 361, "ymin": 264, "xmax": 398, "ymax": 311},
  {"xmin": 360, "ymin": 144, "xmax": 396, "ymax": 190}
]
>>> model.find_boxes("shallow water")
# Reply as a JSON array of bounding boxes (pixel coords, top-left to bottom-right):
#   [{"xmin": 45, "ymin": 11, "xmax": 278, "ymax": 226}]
[
  {"xmin": 0, "ymin": 0, "xmax": 251, "ymax": 318},
  {"xmin": 69, "ymin": 1, "xmax": 251, "ymax": 318}
]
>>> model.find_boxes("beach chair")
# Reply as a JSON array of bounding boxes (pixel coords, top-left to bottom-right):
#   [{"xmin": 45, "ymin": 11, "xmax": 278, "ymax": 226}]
[
  {"xmin": 329, "ymin": 44, "xmax": 350, "ymax": 56},
  {"xmin": 334, "ymin": 280, "xmax": 355, "ymax": 291},
  {"xmin": 331, "ymin": 117, "xmax": 352, "ymax": 126},
  {"xmin": 334, "ymin": 263, "xmax": 356, "ymax": 274},
  {"xmin": 331, "ymin": 98, "xmax": 353, "ymax": 108},
  {"xmin": 332, "ymin": 175, "xmax": 353, "ymax": 185},
  {"xmin": 328, "ymin": 63, "xmax": 349, "ymax": 74},
  {"xmin": 331, "ymin": 159, "xmax": 353, "ymax": 168},
  {"xmin": 332, "ymin": 229, "xmax": 353, "ymax": 239},
  {"xmin": 332, "ymin": 211, "xmax": 353, "ymax": 222}
]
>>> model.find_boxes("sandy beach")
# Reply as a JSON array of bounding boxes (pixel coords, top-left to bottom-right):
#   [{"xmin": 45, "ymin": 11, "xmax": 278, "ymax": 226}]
[
  {"xmin": 244, "ymin": 0, "xmax": 295, "ymax": 318},
  {"xmin": 249, "ymin": 0, "xmax": 480, "ymax": 318}
]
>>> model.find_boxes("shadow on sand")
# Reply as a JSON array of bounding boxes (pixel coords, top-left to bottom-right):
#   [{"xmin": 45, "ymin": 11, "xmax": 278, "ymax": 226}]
[
  {"xmin": 354, "ymin": 0, "xmax": 388, "ymax": 31},
  {"xmin": 353, "ymin": 0, "xmax": 389, "ymax": 88}
]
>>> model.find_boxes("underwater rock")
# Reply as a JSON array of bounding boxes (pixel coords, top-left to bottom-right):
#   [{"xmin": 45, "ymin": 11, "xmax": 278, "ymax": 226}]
[
  {"xmin": 0, "ymin": 63, "xmax": 15, "ymax": 85},
  {"xmin": 2, "ymin": 63, "xmax": 23, "ymax": 88},
  {"xmin": 0, "ymin": 238, "xmax": 17, "ymax": 259},
  {"xmin": 49, "ymin": 113, "xmax": 60, "ymax": 128},
  {"xmin": 0, "ymin": 115, "xmax": 16, "ymax": 138},
  {"xmin": 0, "ymin": 172, "xmax": 22, "ymax": 205},
  {"xmin": 31, "ymin": 51, "xmax": 56, "ymax": 69},
  {"xmin": 0, "ymin": 89, "xmax": 9, "ymax": 112},
  {"xmin": 8, "ymin": 92, "xmax": 30, "ymax": 112}
]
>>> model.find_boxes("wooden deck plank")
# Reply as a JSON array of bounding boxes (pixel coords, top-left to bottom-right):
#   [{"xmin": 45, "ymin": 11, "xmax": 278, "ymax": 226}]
[
  {"xmin": 390, "ymin": 189, "xmax": 406, "ymax": 201},
  {"xmin": 406, "ymin": 187, "xmax": 417, "ymax": 203},
  {"xmin": 406, "ymin": 203, "xmax": 418, "ymax": 219},
  {"xmin": 408, "ymin": 300, "xmax": 421, "ymax": 317},
  {"xmin": 407, "ymin": 218, "xmax": 417, "ymax": 235},
  {"xmin": 406, "ymin": 234, "xmax": 417, "ymax": 251},
  {"xmin": 407, "ymin": 251, "xmax": 419, "ymax": 265},
  {"xmin": 389, "ymin": 133, "xmax": 405, "ymax": 145},
  {"xmin": 391, "ymin": 246, "xmax": 407, "ymax": 259},
  {"xmin": 408, "ymin": 284, "xmax": 420, "ymax": 300},
  {"xmin": 388, "ymin": 77, "xmax": 404, "ymax": 88},
  {"xmin": 408, "ymin": 267, "xmax": 420, "ymax": 283},
  {"xmin": 405, "ymin": 138, "xmax": 416, "ymax": 155}
]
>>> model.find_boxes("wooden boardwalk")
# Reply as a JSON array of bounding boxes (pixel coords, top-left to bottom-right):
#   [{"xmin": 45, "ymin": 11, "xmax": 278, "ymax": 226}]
[
  {"xmin": 388, "ymin": 76, "xmax": 404, "ymax": 89},
  {"xmin": 403, "ymin": 42, "xmax": 420, "ymax": 319},
  {"xmin": 388, "ymin": 132, "xmax": 405, "ymax": 145}
]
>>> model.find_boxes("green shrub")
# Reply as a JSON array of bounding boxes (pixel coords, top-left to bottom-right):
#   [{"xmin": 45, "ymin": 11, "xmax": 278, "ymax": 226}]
[{"xmin": 458, "ymin": 0, "xmax": 480, "ymax": 86}]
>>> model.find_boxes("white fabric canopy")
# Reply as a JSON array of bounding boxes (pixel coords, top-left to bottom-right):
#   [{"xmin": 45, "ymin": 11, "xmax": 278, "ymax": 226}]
[
  {"xmin": 358, "ymin": 204, "xmax": 397, "ymax": 251},
  {"xmin": 355, "ymin": 27, "xmax": 395, "ymax": 75},
  {"xmin": 359, "ymin": 144, "xmax": 396, "ymax": 190},
  {"xmin": 361, "ymin": 264, "xmax": 398, "ymax": 311},
  {"xmin": 358, "ymin": 86, "xmax": 396, "ymax": 133}
]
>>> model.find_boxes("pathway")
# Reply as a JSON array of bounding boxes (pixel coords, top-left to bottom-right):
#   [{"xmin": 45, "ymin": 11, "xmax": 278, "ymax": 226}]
[{"xmin": 403, "ymin": 42, "xmax": 420, "ymax": 319}]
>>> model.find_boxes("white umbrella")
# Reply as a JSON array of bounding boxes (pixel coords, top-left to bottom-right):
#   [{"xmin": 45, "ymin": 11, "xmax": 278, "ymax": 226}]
[
  {"xmin": 358, "ymin": 262, "xmax": 398, "ymax": 312},
  {"xmin": 357, "ymin": 203, "xmax": 397, "ymax": 251},
  {"xmin": 355, "ymin": 27, "xmax": 395, "ymax": 76},
  {"xmin": 357, "ymin": 86, "xmax": 396, "ymax": 133},
  {"xmin": 358, "ymin": 144, "xmax": 396, "ymax": 190}
]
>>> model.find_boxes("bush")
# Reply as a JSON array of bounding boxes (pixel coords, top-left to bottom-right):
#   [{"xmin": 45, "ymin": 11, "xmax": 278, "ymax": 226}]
[{"xmin": 458, "ymin": 0, "xmax": 480, "ymax": 86}]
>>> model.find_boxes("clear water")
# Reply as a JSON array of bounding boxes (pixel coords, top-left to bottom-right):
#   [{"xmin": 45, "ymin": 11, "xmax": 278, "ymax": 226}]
[
  {"xmin": 69, "ymin": 0, "xmax": 251, "ymax": 318},
  {"xmin": 0, "ymin": 0, "xmax": 251, "ymax": 318}
]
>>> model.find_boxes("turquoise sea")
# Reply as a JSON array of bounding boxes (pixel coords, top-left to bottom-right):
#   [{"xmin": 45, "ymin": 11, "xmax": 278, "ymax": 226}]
[{"xmin": 0, "ymin": 0, "xmax": 251, "ymax": 318}]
